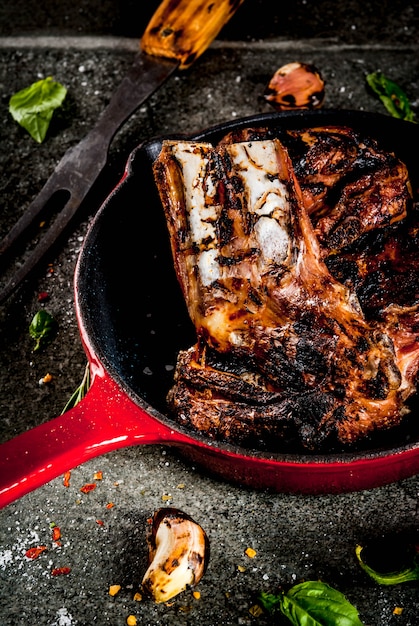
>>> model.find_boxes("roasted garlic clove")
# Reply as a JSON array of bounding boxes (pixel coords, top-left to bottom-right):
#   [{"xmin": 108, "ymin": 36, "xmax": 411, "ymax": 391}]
[
  {"xmin": 141, "ymin": 507, "xmax": 210, "ymax": 603},
  {"xmin": 264, "ymin": 61, "xmax": 325, "ymax": 110}
]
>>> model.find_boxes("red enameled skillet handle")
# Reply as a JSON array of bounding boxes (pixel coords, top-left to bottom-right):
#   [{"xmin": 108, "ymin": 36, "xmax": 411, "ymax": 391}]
[{"xmin": 0, "ymin": 369, "xmax": 189, "ymax": 509}]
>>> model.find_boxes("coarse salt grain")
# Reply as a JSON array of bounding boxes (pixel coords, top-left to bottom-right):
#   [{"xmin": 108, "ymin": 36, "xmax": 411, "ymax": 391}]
[{"xmin": 53, "ymin": 607, "xmax": 75, "ymax": 626}]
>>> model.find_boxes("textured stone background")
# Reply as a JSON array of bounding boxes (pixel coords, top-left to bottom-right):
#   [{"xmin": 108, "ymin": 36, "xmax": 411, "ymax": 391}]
[{"xmin": 0, "ymin": 2, "xmax": 418, "ymax": 625}]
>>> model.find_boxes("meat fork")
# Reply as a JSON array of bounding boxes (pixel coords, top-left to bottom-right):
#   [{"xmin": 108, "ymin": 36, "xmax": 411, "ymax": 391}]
[{"xmin": 0, "ymin": 0, "xmax": 245, "ymax": 304}]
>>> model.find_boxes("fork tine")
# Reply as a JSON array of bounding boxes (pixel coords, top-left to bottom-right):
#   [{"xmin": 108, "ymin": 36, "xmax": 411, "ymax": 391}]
[
  {"xmin": 0, "ymin": 123, "xmax": 111, "ymax": 303},
  {"xmin": 0, "ymin": 52, "xmax": 179, "ymax": 303},
  {"xmin": 0, "ymin": 129, "xmax": 107, "ymax": 262},
  {"xmin": 0, "ymin": 189, "xmax": 85, "ymax": 304},
  {"xmin": 0, "ymin": 176, "xmax": 69, "ymax": 259}
]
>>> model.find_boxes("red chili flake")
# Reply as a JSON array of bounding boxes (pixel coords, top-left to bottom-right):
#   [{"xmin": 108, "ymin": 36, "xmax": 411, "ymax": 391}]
[
  {"xmin": 63, "ymin": 471, "xmax": 71, "ymax": 488},
  {"xmin": 25, "ymin": 546, "xmax": 47, "ymax": 560},
  {"xmin": 51, "ymin": 566, "xmax": 71, "ymax": 576},
  {"xmin": 80, "ymin": 483, "xmax": 96, "ymax": 494},
  {"xmin": 93, "ymin": 471, "xmax": 103, "ymax": 480},
  {"xmin": 96, "ymin": 519, "xmax": 105, "ymax": 526},
  {"xmin": 106, "ymin": 502, "xmax": 115, "ymax": 509},
  {"xmin": 38, "ymin": 291, "xmax": 49, "ymax": 302},
  {"xmin": 52, "ymin": 526, "xmax": 61, "ymax": 542}
]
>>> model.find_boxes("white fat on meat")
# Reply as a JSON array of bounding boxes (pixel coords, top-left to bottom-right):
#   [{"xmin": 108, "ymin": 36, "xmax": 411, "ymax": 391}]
[
  {"xmin": 226, "ymin": 141, "xmax": 292, "ymax": 271},
  {"xmin": 167, "ymin": 141, "xmax": 219, "ymax": 252}
]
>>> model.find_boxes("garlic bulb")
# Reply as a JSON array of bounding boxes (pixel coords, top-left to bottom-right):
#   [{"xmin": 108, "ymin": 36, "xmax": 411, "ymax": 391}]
[
  {"xmin": 141, "ymin": 507, "xmax": 210, "ymax": 603},
  {"xmin": 264, "ymin": 61, "xmax": 325, "ymax": 110}
]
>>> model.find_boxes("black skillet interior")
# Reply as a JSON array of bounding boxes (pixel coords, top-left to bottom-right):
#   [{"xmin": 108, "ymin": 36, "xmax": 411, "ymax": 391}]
[{"xmin": 77, "ymin": 109, "xmax": 419, "ymax": 457}]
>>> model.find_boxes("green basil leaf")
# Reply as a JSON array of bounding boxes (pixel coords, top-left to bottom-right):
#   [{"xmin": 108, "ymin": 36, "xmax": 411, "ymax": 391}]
[
  {"xmin": 259, "ymin": 592, "xmax": 284, "ymax": 613},
  {"xmin": 355, "ymin": 544, "xmax": 419, "ymax": 585},
  {"xmin": 366, "ymin": 72, "xmax": 416, "ymax": 123},
  {"xmin": 260, "ymin": 581, "xmax": 364, "ymax": 626},
  {"xmin": 9, "ymin": 76, "xmax": 67, "ymax": 143},
  {"xmin": 29, "ymin": 310, "xmax": 57, "ymax": 351}
]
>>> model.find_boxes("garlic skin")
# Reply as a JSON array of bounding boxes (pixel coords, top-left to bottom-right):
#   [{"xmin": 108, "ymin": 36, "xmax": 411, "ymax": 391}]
[
  {"xmin": 141, "ymin": 507, "xmax": 210, "ymax": 603},
  {"xmin": 264, "ymin": 61, "xmax": 325, "ymax": 110}
]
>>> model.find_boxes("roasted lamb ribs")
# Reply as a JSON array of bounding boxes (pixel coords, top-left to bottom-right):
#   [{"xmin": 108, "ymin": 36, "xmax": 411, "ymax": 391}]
[{"xmin": 153, "ymin": 126, "xmax": 417, "ymax": 451}]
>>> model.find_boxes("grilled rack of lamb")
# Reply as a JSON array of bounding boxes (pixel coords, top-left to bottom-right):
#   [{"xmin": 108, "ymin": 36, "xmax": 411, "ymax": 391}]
[{"xmin": 153, "ymin": 125, "xmax": 418, "ymax": 452}]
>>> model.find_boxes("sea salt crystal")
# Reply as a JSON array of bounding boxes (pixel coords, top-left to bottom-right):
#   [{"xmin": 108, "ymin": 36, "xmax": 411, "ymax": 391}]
[
  {"xmin": 52, "ymin": 607, "xmax": 75, "ymax": 625},
  {"xmin": 0, "ymin": 550, "xmax": 13, "ymax": 569}
]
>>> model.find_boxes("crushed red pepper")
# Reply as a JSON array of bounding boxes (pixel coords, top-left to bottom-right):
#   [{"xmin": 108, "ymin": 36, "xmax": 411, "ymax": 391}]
[
  {"xmin": 63, "ymin": 471, "xmax": 71, "ymax": 487},
  {"xmin": 51, "ymin": 566, "xmax": 71, "ymax": 576},
  {"xmin": 52, "ymin": 526, "xmax": 61, "ymax": 544},
  {"xmin": 25, "ymin": 546, "xmax": 47, "ymax": 559},
  {"xmin": 80, "ymin": 483, "xmax": 97, "ymax": 494}
]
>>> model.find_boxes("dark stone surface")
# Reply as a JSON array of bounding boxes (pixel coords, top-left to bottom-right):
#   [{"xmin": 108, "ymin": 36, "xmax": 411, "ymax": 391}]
[
  {"xmin": 0, "ymin": 2, "xmax": 418, "ymax": 625},
  {"xmin": 1, "ymin": 0, "xmax": 418, "ymax": 45}
]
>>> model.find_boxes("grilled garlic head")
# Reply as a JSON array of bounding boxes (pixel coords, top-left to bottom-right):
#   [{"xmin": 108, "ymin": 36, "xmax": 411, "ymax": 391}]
[
  {"xmin": 264, "ymin": 61, "xmax": 325, "ymax": 110},
  {"xmin": 141, "ymin": 507, "xmax": 210, "ymax": 603}
]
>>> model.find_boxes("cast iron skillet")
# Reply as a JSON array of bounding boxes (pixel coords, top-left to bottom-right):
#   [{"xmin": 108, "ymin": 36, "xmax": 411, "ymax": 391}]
[{"xmin": 1, "ymin": 110, "xmax": 419, "ymax": 507}]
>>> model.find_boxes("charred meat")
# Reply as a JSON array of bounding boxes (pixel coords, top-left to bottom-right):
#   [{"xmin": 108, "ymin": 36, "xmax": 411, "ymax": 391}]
[{"xmin": 153, "ymin": 126, "xmax": 416, "ymax": 451}]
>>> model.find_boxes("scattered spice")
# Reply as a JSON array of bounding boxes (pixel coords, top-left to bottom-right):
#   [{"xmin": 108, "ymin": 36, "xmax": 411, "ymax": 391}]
[
  {"xmin": 245, "ymin": 547, "xmax": 257, "ymax": 558},
  {"xmin": 249, "ymin": 604, "xmax": 264, "ymax": 617},
  {"xmin": 393, "ymin": 606, "xmax": 404, "ymax": 615},
  {"xmin": 237, "ymin": 565, "xmax": 246, "ymax": 572},
  {"xmin": 37, "ymin": 291, "xmax": 49, "ymax": 302},
  {"xmin": 93, "ymin": 471, "xmax": 103, "ymax": 480},
  {"xmin": 109, "ymin": 584, "xmax": 121, "ymax": 597},
  {"xmin": 133, "ymin": 592, "xmax": 143, "ymax": 602},
  {"xmin": 51, "ymin": 566, "xmax": 71, "ymax": 576},
  {"xmin": 25, "ymin": 546, "xmax": 47, "ymax": 560},
  {"xmin": 161, "ymin": 493, "xmax": 172, "ymax": 502},
  {"xmin": 106, "ymin": 502, "xmax": 115, "ymax": 509},
  {"xmin": 39, "ymin": 373, "xmax": 53, "ymax": 386},
  {"xmin": 192, "ymin": 591, "xmax": 201, "ymax": 600},
  {"xmin": 80, "ymin": 483, "xmax": 97, "ymax": 494},
  {"xmin": 52, "ymin": 526, "xmax": 61, "ymax": 543},
  {"xmin": 63, "ymin": 471, "xmax": 71, "ymax": 487},
  {"xmin": 96, "ymin": 520, "xmax": 105, "ymax": 526}
]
